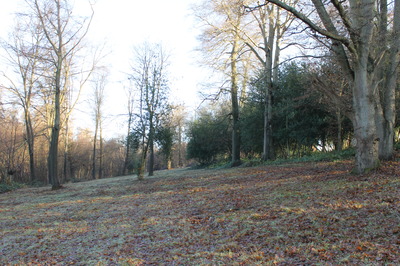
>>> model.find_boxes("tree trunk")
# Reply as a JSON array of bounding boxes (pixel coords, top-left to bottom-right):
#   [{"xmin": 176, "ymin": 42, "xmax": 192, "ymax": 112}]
[
  {"xmin": 92, "ymin": 118, "xmax": 98, "ymax": 180},
  {"xmin": 231, "ymin": 85, "xmax": 241, "ymax": 166},
  {"xmin": 377, "ymin": 0, "xmax": 400, "ymax": 160},
  {"xmin": 261, "ymin": 24, "xmax": 274, "ymax": 161},
  {"xmin": 336, "ymin": 108, "xmax": 343, "ymax": 152},
  {"xmin": 138, "ymin": 141, "xmax": 148, "ymax": 180},
  {"xmin": 247, "ymin": 5, "xmax": 280, "ymax": 161},
  {"xmin": 138, "ymin": 127, "xmax": 149, "ymax": 180},
  {"xmin": 138, "ymin": 160, "xmax": 145, "ymax": 180},
  {"xmin": 148, "ymin": 123, "xmax": 155, "ymax": 176},
  {"xmin": 352, "ymin": 64, "xmax": 379, "ymax": 173},
  {"xmin": 99, "ymin": 121, "xmax": 103, "ymax": 179},
  {"xmin": 63, "ymin": 119, "xmax": 71, "ymax": 183},
  {"xmin": 230, "ymin": 33, "xmax": 241, "ymax": 167},
  {"xmin": 123, "ymin": 114, "xmax": 132, "ymax": 175},
  {"xmin": 270, "ymin": 19, "xmax": 280, "ymax": 160},
  {"xmin": 48, "ymin": 39, "xmax": 63, "ymax": 189},
  {"xmin": 48, "ymin": 84, "xmax": 61, "ymax": 190},
  {"xmin": 45, "ymin": 0, "xmax": 64, "ymax": 190},
  {"xmin": 25, "ymin": 110, "xmax": 36, "ymax": 183},
  {"xmin": 375, "ymin": 96, "xmax": 393, "ymax": 160},
  {"xmin": 178, "ymin": 123, "xmax": 183, "ymax": 167},
  {"xmin": 262, "ymin": 86, "xmax": 273, "ymax": 160}
]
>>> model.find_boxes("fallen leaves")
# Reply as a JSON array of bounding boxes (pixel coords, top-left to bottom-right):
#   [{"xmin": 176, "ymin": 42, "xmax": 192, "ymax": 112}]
[{"xmin": 0, "ymin": 160, "xmax": 399, "ymax": 264}]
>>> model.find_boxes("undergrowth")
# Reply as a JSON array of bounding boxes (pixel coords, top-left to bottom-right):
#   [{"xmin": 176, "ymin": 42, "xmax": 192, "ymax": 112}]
[
  {"xmin": 239, "ymin": 148, "xmax": 356, "ymax": 168},
  {"xmin": 0, "ymin": 181, "xmax": 25, "ymax": 194}
]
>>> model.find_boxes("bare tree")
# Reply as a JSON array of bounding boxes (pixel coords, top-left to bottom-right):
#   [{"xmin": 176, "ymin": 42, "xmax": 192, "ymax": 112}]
[
  {"xmin": 253, "ymin": 0, "xmax": 400, "ymax": 173},
  {"xmin": 311, "ymin": 56, "xmax": 353, "ymax": 152},
  {"xmin": 130, "ymin": 42, "xmax": 170, "ymax": 179},
  {"xmin": 61, "ymin": 46, "xmax": 101, "ymax": 183},
  {"xmin": 123, "ymin": 81, "xmax": 136, "ymax": 175},
  {"xmin": 0, "ymin": 109, "xmax": 25, "ymax": 183},
  {"xmin": 244, "ymin": 1, "xmax": 296, "ymax": 160},
  {"xmin": 91, "ymin": 70, "xmax": 107, "ymax": 180},
  {"xmin": 172, "ymin": 104, "xmax": 187, "ymax": 168},
  {"xmin": 27, "ymin": 0, "xmax": 94, "ymax": 189},
  {"xmin": 194, "ymin": 0, "xmax": 252, "ymax": 166},
  {"xmin": 0, "ymin": 15, "xmax": 47, "ymax": 183}
]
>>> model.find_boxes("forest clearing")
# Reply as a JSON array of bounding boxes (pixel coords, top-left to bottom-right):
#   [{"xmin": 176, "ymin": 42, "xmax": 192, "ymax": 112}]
[
  {"xmin": 1, "ymin": 160, "xmax": 399, "ymax": 265},
  {"xmin": 1, "ymin": 1, "xmax": 400, "ymax": 264}
]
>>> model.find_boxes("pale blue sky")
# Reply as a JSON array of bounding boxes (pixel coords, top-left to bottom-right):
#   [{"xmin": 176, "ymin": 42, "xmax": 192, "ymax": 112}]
[{"xmin": 0, "ymin": 0, "xmax": 206, "ymax": 138}]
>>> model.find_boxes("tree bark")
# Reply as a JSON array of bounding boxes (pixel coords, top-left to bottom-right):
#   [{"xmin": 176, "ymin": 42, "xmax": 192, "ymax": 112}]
[
  {"xmin": 148, "ymin": 121, "xmax": 155, "ymax": 176},
  {"xmin": 92, "ymin": 118, "xmax": 98, "ymax": 180},
  {"xmin": 48, "ymin": 72, "xmax": 61, "ymax": 189},
  {"xmin": 230, "ymin": 34, "xmax": 241, "ymax": 167},
  {"xmin": 167, "ymin": 158, "xmax": 172, "ymax": 170},
  {"xmin": 99, "ymin": 121, "xmax": 103, "ymax": 179},
  {"xmin": 33, "ymin": 0, "xmax": 94, "ymax": 188},
  {"xmin": 246, "ymin": 5, "xmax": 285, "ymax": 161},
  {"xmin": 63, "ymin": 118, "xmax": 71, "ymax": 183},
  {"xmin": 336, "ymin": 109, "xmax": 343, "ymax": 152},
  {"xmin": 376, "ymin": 0, "xmax": 400, "ymax": 160},
  {"xmin": 178, "ymin": 123, "xmax": 183, "ymax": 167},
  {"xmin": 263, "ymin": 10, "xmax": 276, "ymax": 161},
  {"xmin": 262, "ymin": 87, "xmax": 273, "ymax": 160},
  {"xmin": 352, "ymin": 64, "xmax": 380, "ymax": 173},
  {"xmin": 138, "ymin": 137, "xmax": 148, "ymax": 180},
  {"xmin": 24, "ymin": 108, "xmax": 36, "ymax": 183},
  {"xmin": 263, "ymin": 0, "xmax": 392, "ymax": 173},
  {"xmin": 123, "ymin": 111, "xmax": 133, "ymax": 175}
]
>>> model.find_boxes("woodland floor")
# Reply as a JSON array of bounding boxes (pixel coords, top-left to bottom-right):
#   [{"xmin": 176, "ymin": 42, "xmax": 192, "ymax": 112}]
[{"xmin": 0, "ymin": 160, "xmax": 399, "ymax": 265}]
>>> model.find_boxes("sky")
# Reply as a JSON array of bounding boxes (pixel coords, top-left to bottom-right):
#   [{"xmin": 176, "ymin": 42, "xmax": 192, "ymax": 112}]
[{"xmin": 0, "ymin": 0, "xmax": 208, "ymax": 139}]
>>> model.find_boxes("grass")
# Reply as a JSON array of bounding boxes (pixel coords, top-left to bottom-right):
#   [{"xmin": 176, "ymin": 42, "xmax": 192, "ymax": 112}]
[
  {"xmin": 0, "ymin": 159, "xmax": 399, "ymax": 265},
  {"xmin": 193, "ymin": 149, "xmax": 356, "ymax": 170},
  {"xmin": 0, "ymin": 181, "xmax": 25, "ymax": 194},
  {"xmin": 244, "ymin": 148, "xmax": 356, "ymax": 167}
]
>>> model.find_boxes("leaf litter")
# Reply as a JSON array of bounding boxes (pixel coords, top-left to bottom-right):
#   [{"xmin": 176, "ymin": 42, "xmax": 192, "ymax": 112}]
[{"xmin": 0, "ymin": 160, "xmax": 399, "ymax": 265}]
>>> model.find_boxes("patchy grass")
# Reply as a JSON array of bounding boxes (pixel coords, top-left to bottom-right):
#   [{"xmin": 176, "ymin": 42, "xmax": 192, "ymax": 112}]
[
  {"xmin": 0, "ymin": 160, "xmax": 399, "ymax": 265},
  {"xmin": 0, "ymin": 182, "xmax": 25, "ymax": 194}
]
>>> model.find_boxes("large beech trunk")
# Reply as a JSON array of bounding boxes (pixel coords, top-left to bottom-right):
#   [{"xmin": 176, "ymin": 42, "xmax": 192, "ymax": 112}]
[
  {"xmin": 263, "ymin": 0, "xmax": 399, "ymax": 173},
  {"xmin": 352, "ymin": 64, "xmax": 379, "ymax": 173},
  {"xmin": 376, "ymin": 0, "xmax": 400, "ymax": 160}
]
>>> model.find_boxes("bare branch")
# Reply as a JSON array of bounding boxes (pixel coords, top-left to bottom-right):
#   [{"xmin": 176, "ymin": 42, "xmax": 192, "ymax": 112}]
[{"xmin": 245, "ymin": 1, "xmax": 350, "ymax": 47}]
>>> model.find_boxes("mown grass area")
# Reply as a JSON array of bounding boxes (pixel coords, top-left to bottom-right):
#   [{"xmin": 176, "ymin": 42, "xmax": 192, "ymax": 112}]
[{"xmin": 0, "ymin": 160, "xmax": 399, "ymax": 265}]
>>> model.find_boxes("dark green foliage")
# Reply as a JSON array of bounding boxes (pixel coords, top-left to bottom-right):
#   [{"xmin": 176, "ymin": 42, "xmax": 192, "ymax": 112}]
[
  {"xmin": 240, "ymin": 92, "xmax": 264, "ymax": 156},
  {"xmin": 126, "ymin": 130, "xmax": 141, "ymax": 152},
  {"xmin": 0, "ymin": 181, "xmax": 25, "ymax": 194},
  {"xmin": 396, "ymin": 89, "xmax": 400, "ymax": 132},
  {"xmin": 395, "ymin": 141, "xmax": 400, "ymax": 150},
  {"xmin": 187, "ymin": 106, "xmax": 231, "ymax": 165},
  {"xmin": 240, "ymin": 147, "xmax": 356, "ymax": 167},
  {"xmin": 273, "ymin": 63, "xmax": 333, "ymax": 156},
  {"xmin": 189, "ymin": 62, "xmax": 355, "ymax": 165},
  {"xmin": 125, "ymin": 130, "xmax": 141, "ymax": 174},
  {"xmin": 270, "ymin": 148, "xmax": 356, "ymax": 164},
  {"xmin": 240, "ymin": 62, "xmax": 353, "ymax": 159},
  {"xmin": 155, "ymin": 125, "xmax": 174, "ymax": 163}
]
